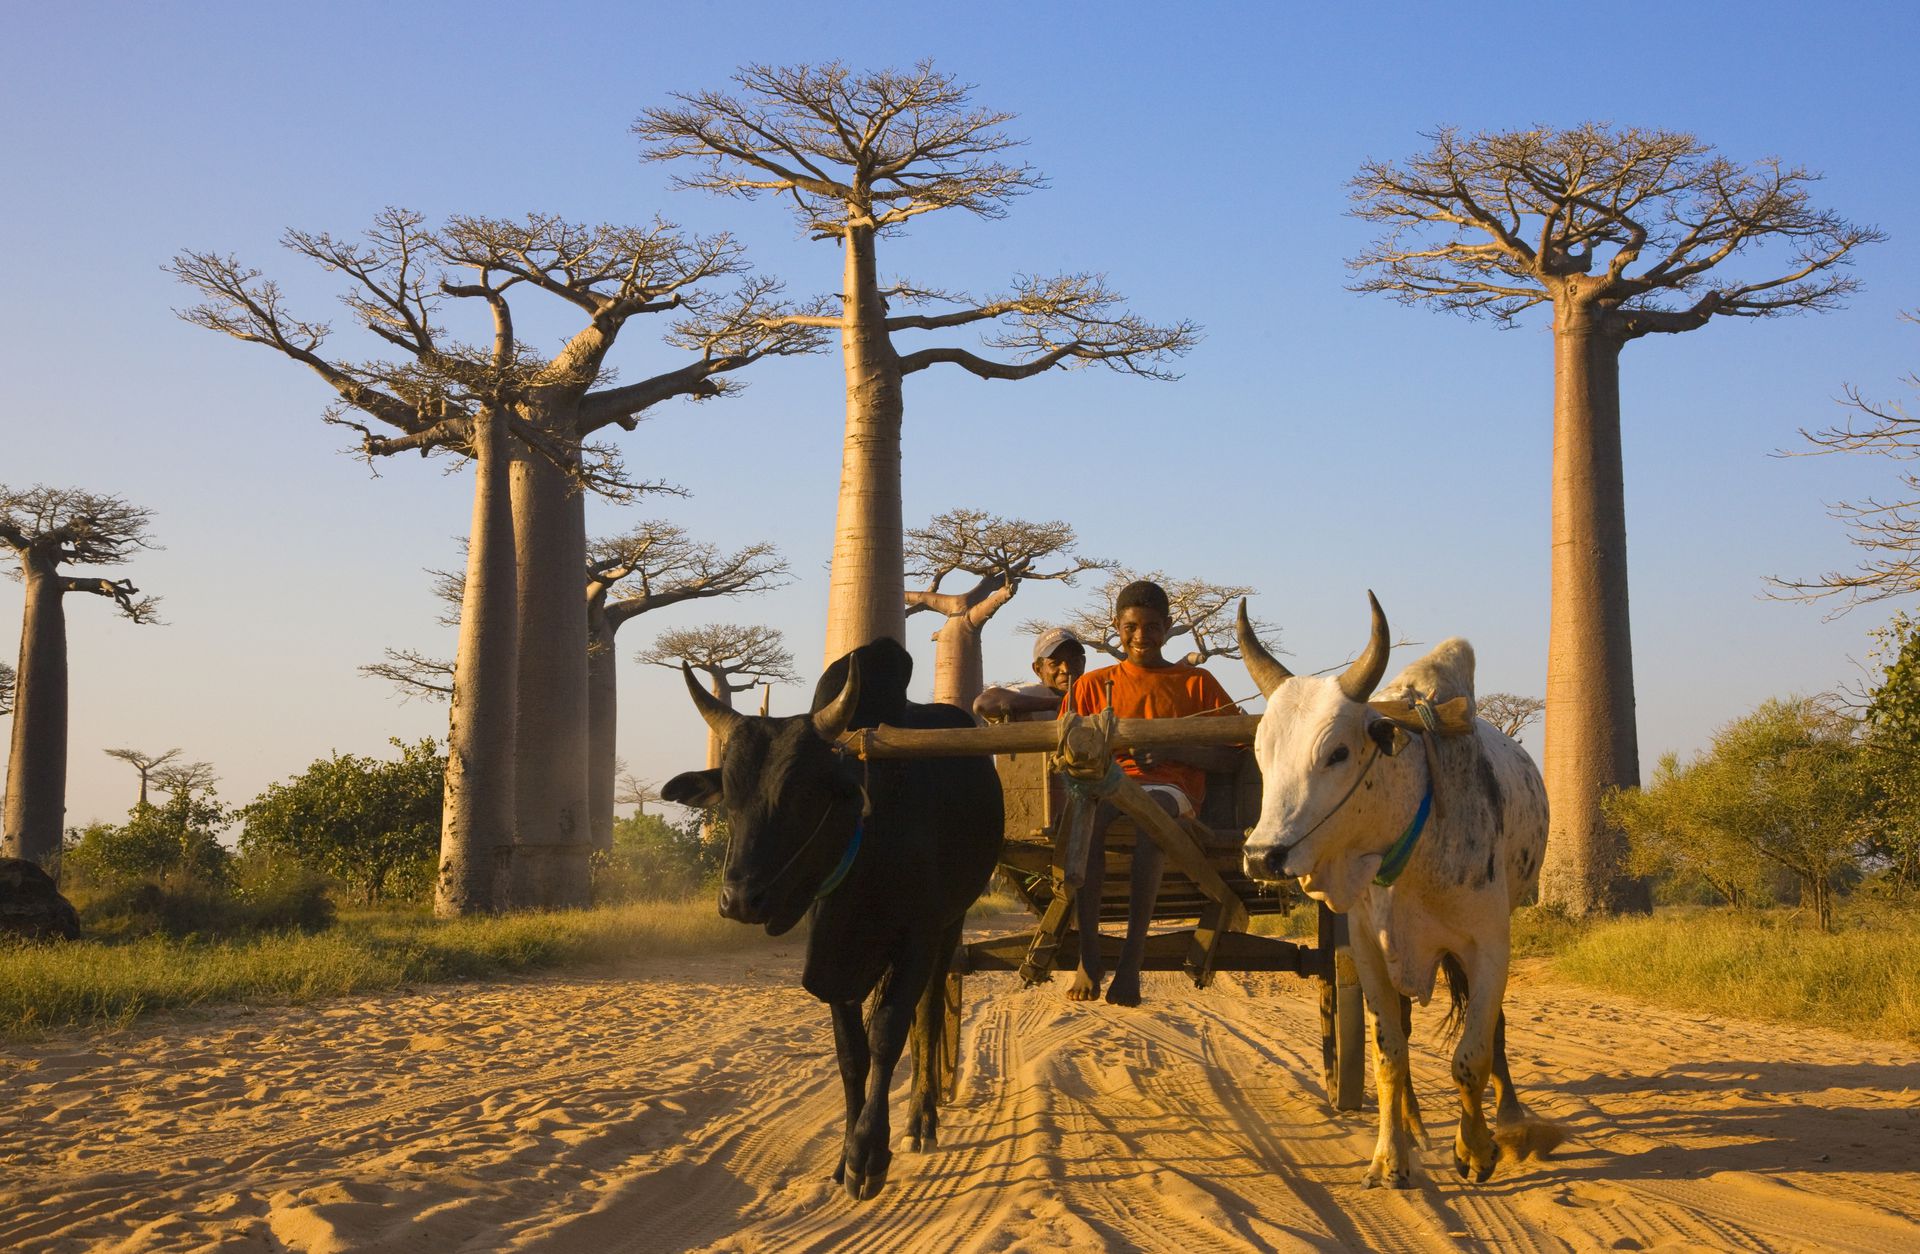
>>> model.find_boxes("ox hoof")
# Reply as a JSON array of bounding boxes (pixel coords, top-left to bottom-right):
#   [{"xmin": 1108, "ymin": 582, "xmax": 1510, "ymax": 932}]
[
  {"xmin": 1363, "ymin": 1169, "xmax": 1410, "ymax": 1190},
  {"xmin": 1451, "ymin": 1150, "xmax": 1496, "ymax": 1184},
  {"xmin": 907, "ymin": 1130, "xmax": 936, "ymax": 1153},
  {"xmin": 840, "ymin": 1143, "xmax": 893, "ymax": 1201}
]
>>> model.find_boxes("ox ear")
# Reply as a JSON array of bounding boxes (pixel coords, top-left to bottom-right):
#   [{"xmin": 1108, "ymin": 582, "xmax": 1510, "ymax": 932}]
[
  {"xmin": 661, "ymin": 769, "xmax": 724, "ymax": 810},
  {"xmin": 812, "ymin": 653, "xmax": 862, "ymax": 741},
  {"xmin": 1368, "ymin": 717, "xmax": 1412, "ymax": 758}
]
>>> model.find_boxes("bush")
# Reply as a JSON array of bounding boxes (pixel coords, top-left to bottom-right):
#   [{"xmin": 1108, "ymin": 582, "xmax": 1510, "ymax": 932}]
[
  {"xmin": 593, "ymin": 811, "xmax": 722, "ymax": 903},
  {"xmin": 0, "ymin": 898, "xmax": 783, "ymax": 1038},
  {"xmin": 63, "ymin": 790, "xmax": 233, "ymax": 891},
  {"xmin": 240, "ymin": 738, "xmax": 443, "ymax": 906},
  {"xmin": 76, "ymin": 861, "xmax": 334, "ymax": 942},
  {"xmin": 1604, "ymin": 697, "xmax": 1881, "ymax": 929}
]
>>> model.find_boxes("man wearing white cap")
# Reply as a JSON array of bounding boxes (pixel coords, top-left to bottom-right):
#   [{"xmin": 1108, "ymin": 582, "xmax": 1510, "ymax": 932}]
[{"xmin": 973, "ymin": 628, "xmax": 1087, "ymax": 723}]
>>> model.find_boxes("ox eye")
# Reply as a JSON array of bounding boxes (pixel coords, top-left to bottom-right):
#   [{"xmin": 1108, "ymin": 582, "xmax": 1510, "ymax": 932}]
[{"xmin": 1327, "ymin": 745, "xmax": 1350, "ymax": 767}]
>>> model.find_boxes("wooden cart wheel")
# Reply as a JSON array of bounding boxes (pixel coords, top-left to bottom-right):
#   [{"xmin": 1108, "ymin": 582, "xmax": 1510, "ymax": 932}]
[{"xmin": 938, "ymin": 970, "xmax": 963, "ymax": 1104}]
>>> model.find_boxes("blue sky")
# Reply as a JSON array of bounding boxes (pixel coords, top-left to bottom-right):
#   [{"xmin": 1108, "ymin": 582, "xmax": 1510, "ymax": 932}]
[{"xmin": 3, "ymin": 0, "xmax": 1916, "ymax": 826}]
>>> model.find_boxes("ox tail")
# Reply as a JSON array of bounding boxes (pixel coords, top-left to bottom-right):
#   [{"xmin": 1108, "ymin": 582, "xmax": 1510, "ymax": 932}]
[{"xmin": 1437, "ymin": 953, "xmax": 1470, "ymax": 1045}]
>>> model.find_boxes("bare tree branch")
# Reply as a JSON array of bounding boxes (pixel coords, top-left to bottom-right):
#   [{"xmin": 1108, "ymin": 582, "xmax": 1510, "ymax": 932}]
[
  {"xmin": 1770, "ymin": 316, "xmax": 1920, "ymax": 613},
  {"xmin": 1028, "ymin": 568, "xmax": 1273, "ymax": 666},
  {"xmin": 904, "ymin": 508, "xmax": 1111, "ymax": 628},
  {"xmin": 361, "ymin": 647, "xmax": 456, "ymax": 703},
  {"xmin": 637, "ymin": 623, "xmax": 801, "ymax": 696},
  {"xmin": 591, "ymin": 523, "xmax": 791, "ymax": 630},
  {"xmin": 637, "ymin": 60, "xmax": 1043, "ymax": 238},
  {"xmin": 1348, "ymin": 124, "xmax": 1884, "ymax": 337},
  {"xmin": 1476, "ymin": 692, "xmax": 1546, "ymax": 739}
]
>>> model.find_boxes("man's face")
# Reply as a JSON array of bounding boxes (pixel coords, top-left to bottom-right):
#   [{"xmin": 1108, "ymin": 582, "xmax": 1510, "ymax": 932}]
[
  {"xmin": 1033, "ymin": 644, "xmax": 1086, "ymax": 694},
  {"xmin": 1115, "ymin": 605, "xmax": 1171, "ymax": 663}
]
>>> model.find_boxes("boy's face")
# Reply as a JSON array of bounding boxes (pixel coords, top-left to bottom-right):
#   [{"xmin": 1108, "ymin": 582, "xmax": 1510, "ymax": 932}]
[
  {"xmin": 1115, "ymin": 605, "xmax": 1171, "ymax": 664},
  {"xmin": 1032, "ymin": 644, "xmax": 1086, "ymax": 693}
]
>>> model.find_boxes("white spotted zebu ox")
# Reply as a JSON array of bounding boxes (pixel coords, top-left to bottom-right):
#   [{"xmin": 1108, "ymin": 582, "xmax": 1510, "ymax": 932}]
[{"xmin": 1236, "ymin": 594, "xmax": 1552, "ymax": 1187}]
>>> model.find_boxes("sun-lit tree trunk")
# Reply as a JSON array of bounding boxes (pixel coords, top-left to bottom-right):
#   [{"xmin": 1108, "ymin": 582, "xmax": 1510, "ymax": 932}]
[
  {"xmin": 586, "ymin": 597, "xmax": 620, "ymax": 856},
  {"xmin": 911, "ymin": 575, "xmax": 1015, "ymax": 709},
  {"xmin": 438, "ymin": 408, "xmax": 519, "ymax": 916},
  {"xmin": 825, "ymin": 226, "xmax": 906, "ymax": 662},
  {"xmin": 2, "ymin": 487, "xmax": 157, "ymax": 873},
  {"xmin": 930, "ymin": 612, "xmax": 987, "ymax": 709},
  {"xmin": 3, "ymin": 564, "xmax": 69, "ymax": 868},
  {"xmin": 509, "ymin": 435, "xmax": 592, "ymax": 909},
  {"xmin": 1346, "ymin": 124, "xmax": 1882, "ymax": 915},
  {"xmin": 638, "ymin": 66, "xmax": 1192, "ymax": 668},
  {"xmin": 1541, "ymin": 301, "xmax": 1649, "ymax": 915}
]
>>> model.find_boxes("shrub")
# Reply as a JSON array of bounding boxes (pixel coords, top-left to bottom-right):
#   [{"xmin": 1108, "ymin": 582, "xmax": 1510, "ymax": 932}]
[
  {"xmin": 63, "ymin": 790, "xmax": 233, "ymax": 891},
  {"xmin": 240, "ymin": 738, "xmax": 443, "ymax": 906},
  {"xmin": 77, "ymin": 863, "xmax": 334, "ymax": 942},
  {"xmin": 1604, "ymin": 697, "xmax": 1881, "ymax": 929},
  {"xmin": 593, "ymin": 811, "xmax": 722, "ymax": 903}
]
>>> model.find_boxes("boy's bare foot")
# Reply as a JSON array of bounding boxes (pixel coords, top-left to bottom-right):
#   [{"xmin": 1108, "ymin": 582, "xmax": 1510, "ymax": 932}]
[
  {"xmin": 1066, "ymin": 967, "xmax": 1102, "ymax": 1001},
  {"xmin": 1104, "ymin": 971, "xmax": 1143, "ymax": 1006}
]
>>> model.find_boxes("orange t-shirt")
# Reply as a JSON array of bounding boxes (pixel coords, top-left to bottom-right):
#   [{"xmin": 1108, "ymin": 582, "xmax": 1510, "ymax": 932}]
[{"xmin": 1065, "ymin": 660, "xmax": 1238, "ymax": 805}]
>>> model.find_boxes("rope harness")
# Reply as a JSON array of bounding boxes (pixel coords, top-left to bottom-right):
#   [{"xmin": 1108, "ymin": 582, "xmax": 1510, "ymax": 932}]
[
  {"xmin": 751, "ymin": 742, "xmax": 874, "ymax": 905},
  {"xmin": 1258, "ymin": 695, "xmax": 1453, "ymax": 890}
]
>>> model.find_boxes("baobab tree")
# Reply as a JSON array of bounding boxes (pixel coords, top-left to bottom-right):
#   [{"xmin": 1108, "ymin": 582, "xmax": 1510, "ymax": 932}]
[
  {"xmin": 172, "ymin": 211, "xmax": 821, "ymax": 914},
  {"xmin": 103, "ymin": 746, "xmax": 182, "ymax": 808},
  {"xmin": 638, "ymin": 624, "xmax": 800, "ymax": 773},
  {"xmin": 1, "ymin": 485, "xmax": 160, "ymax": 868},
  {"xmin": 1476, "ymin": 693, "xmax": 1546, "ymax": 741},
  {"xmin": 1771, "ymin": 316, "xmax": 1920, "ymax": 610},
  {"xmin": 1045, "ymin": 569, "xmax": 1263, "ymax": 668},
  {"xmin": 152, "ymin": 759, "xmax": 217, "ymax": 802},
  {"xmin": 637, "ymin": 62, "xmax": 1197, "ymax": 662},
  {"xmin": 1349, "ymin": 124, "xmax": 1884, "ymax": 916},
  {"xmin": 615, "ymin": 768, "xmax": 663, "ymax": 818},
  {"xmin": 367, "ymin": 525, "xmax": 788, "ymax": 851},
  {"xmin": 904, "ymin": 509, "xmax": 1109, "ymax": 708},
  {"xmin": 586, "ymin": 524, "xmax": 787, "ymax": 850}
]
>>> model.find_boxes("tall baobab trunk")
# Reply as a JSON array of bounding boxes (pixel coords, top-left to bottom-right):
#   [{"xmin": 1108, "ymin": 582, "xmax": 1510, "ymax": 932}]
[
  {"xmin": 586, "ymin": 600, "xmax": 619, "ymax": 854},
  {"xmin": 510, "ymin": 437, "xmax": 593, "ymax": 909},
  {"xmin": 930, "ymin": 613, "xmax": 987, "ymax": 710},
  {"xmin": 822, "ymin": 226, "xmax": 906, "ymax": 663},
  {"xmin": 1539, "ymin": 302, "xmax": 1650, "ymax": 916},
  {"xmin": 437, "ymin": 409, "xmax": 519, "ymax": 916},
  {"xmin": 3, "ymin": 563, "xmax": 69, "ymax": 869}
]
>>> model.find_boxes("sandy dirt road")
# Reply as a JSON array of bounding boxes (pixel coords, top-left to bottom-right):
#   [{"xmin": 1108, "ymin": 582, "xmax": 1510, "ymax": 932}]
[{"xmin": 2, "ymin": 922, "xmax": 1916, "ymax": 1253}]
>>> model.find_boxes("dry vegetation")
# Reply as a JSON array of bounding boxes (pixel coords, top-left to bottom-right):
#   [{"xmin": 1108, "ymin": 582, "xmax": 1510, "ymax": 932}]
[{"xmin": 0, "ymin": 899, "xmax": 779, "ymax": 1040}]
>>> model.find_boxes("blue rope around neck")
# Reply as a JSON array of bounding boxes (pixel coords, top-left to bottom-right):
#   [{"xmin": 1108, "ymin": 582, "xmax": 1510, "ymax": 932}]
[
  {"xmin": 1373, "ymin": 782, "xmax": 1434, "ymax": 888},
  {"xmin": 815, "ymin": 819, "xmax": 864, "ymax": 900}
]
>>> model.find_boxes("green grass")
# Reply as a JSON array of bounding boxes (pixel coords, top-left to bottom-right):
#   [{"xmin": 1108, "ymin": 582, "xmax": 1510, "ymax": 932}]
[
  {"xmin": 0, "ymin": 898, "xmax": 782, "ymax": 1040},
  {"xmin": 1544, "ymin": 905, "xmax": 1920, "ymax": 1045}
]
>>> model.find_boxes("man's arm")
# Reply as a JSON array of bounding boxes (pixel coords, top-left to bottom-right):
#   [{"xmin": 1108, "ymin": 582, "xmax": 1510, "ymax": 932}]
[{"xmin": 973, "ymin": 685, "xmax": 1065, "ymax": 723}]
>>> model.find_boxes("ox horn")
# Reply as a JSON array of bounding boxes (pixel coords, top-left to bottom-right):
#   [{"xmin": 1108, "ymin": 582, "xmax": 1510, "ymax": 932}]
[
  {"xmin": 1337, "ymin": 591, "xmax": 1391, "ymax": 703},
  {"xmin": 682, "ymin": 664, "xmax": 745, "ymax": 738},
  {"xmin": 812, "ymin": 655, "xmax": 861, "ymax": 741},
  {"xmin": 1235, "ymin": 598, "xmax": 1292, "ymax": 698}
]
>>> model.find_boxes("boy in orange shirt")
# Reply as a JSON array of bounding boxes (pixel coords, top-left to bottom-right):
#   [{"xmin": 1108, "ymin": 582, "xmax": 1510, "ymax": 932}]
[{"xmin": 1063, "ymin": 580, "xmax": 1240, "ymax": 1006}]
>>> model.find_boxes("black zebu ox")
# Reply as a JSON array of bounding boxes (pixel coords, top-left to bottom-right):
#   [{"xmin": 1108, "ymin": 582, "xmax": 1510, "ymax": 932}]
[{"xmin": 662, "ymin": 638, "xmax": 1003, "ymax": 1201}]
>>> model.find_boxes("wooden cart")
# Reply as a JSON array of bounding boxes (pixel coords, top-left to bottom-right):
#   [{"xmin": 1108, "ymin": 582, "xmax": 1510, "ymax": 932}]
[{"xmin": 838, "ymin": 712, "xmax": 1368, "ymax": 1112}]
